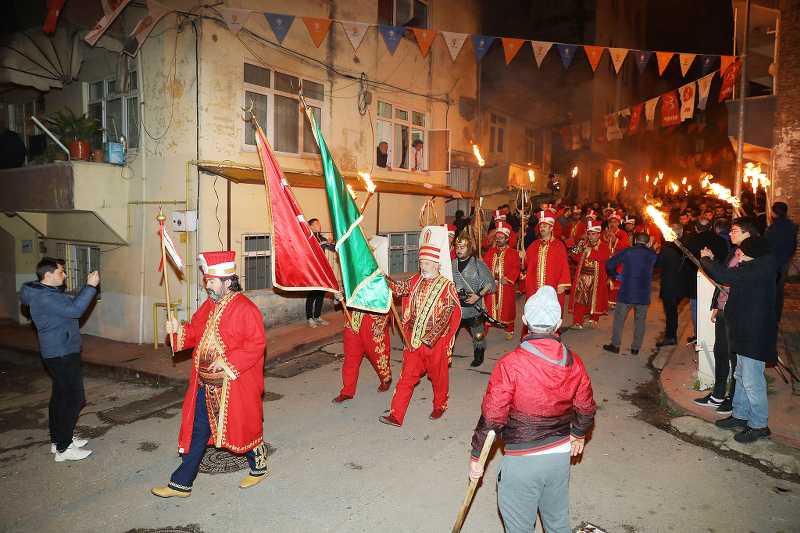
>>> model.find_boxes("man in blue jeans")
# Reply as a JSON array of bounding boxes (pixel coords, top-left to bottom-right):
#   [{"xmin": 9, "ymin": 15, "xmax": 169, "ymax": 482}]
[
  {"xmin": 701, "ymin": 236, "xmax": 777, "ymax": 443},
  {"xmin": 20, "ymin": 257, "xmax": 99, "ymax": 461}
]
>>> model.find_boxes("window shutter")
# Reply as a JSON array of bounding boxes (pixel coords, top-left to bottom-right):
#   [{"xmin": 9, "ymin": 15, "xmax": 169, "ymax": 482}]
[{"xmin": 427, "ymin": 129, "xmax": 450, "ymax": 172}]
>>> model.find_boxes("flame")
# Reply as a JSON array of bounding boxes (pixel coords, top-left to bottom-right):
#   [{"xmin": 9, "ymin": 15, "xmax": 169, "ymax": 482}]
[
  {"xmin": 358, "ymin": 172, "xmax": 376, "ymax": 193},
  {"xmin": 658, "ymin": 171, "xmax": 664, "ymax": 180},
  {"xmin": 472, "ymin": 144, "xmax": 485, "ymax": 167},
  {"xmin": 528, "ymin": 169, "xmax": 535, "ymax": 183},
  {"xmin": 687, "ymin": 185, "xmax": 693, "ymax": 192},
  {"xmin": 571, "ymin": 166, "xmax": 578, "ymax": 178},
  {"xmin": 645, "ymin": 205, "xmax": 677, "ymax": 242},
  {"xmin": 645, "ymin": 174, "xmax": 650, "ymax": 183},
  {"xmin": 623, "ymin": 177, "xmax": 628, "ymax": 189},
  {"xmin": 613, "ymin": 168, "xmax": 621, "ymax": 178},
  {"xmin": 346, "ymin": 183, "xmax": 358, "ymax": 201},
  {"xmin": 700, "ymin": 173, "xmax": 714, "ymax": 188},
  {"xmin": 744, "ymin": 162, "xmax": 769, "ymax": 194},
  {"xmin": 681, "ymin": 176, "xmax": 687, "ymax": 185},
  {"xmin": 706, "ymin": 183, "xmax": 741, "ymax": 208},
  {"xmin": 669, "ymin": 182, "xmax": 679, "ymax": 193}
]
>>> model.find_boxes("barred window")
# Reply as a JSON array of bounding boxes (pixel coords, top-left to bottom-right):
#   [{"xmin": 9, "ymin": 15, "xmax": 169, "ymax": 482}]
[
  {"xmin": 242, "ymin": 234, "xmax": 272, "ymax": 290},
  {"xmin": 386, "ymin": 232, "xmax": 419, "ymax": 274},
  {"xmin": 54, "ymin": 242, "xmax": 101, "ymax": 293}
]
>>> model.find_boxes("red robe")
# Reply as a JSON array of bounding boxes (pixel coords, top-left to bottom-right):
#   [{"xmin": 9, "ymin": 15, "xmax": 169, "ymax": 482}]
[
  {"xmin": 388, "ymin": 273, "xmax": 461, "ymax": 424},
  {"xmin": 340, "ymin": 311, "xmax": 392, "ymax": 397},
  {"xmin": 604, "ymin": 228, "xmax": 629, "ymax": 305},
  {"xmin": 570, "ymin": 241, "xmax": 611, "ymax": 317},
  {"xmin": 564, "ymin": 220, "xmax": 587, "ymax": 247},
  {"xmin": 483, "ymin": 246, "xmax": 521, "ymax": 332},
  {"xmin": 636, "ymin": 222, "xmax": 662, "ymax": 250},
  {"xmin": 171, "ymin": 292, "xmax": 266, "ymax": 454},
  {"xmin": 482, "ymin": 228, "xmax": 518, "ymax": 253},
  {"xmin": 524, "ymin": 237, "xmax": 571, "ymax": 301}
]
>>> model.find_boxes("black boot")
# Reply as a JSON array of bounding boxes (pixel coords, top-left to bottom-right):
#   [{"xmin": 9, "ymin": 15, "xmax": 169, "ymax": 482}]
[{"xmin": 470, "ymin": 347, "xmax": 485, "ymax": 367}]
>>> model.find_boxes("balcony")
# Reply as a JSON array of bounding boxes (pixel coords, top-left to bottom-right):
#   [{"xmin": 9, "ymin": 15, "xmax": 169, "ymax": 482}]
[{"xmin": 0, "ymin": 160, "xmax": 130, "ymax": 245}]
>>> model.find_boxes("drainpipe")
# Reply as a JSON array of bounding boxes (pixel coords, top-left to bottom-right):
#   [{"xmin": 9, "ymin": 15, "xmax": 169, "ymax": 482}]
[{"xmin": 136, "ymin": 53, "xmax": 147, "ymax": 345}]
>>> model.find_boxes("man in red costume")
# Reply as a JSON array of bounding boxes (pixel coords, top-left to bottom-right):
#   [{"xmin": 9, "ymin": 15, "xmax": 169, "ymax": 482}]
[
  {"xmin": 483, "ymin": 221, "xmax": 521, "ymax": 340},
  {"xmin": 381, "ymin": 234, "xmax": 461, "ymax": 426},
  {"xmin": 570, "ymin": 220, "xmax": 611, "ymax": 328},
  {"xmin": 152, "ymin": 251, "xmax": 268, "ymax": 498},
  {"xmin": 524, "ymin": 211, "xmax": 571, "ymax": 303},
  {"xmin": 332, "ymin": 309, "xmax": 392, "ymax": 403},
  {"xmin": 565, "ymin": 209, "xmax": 595, "ymax": 247},
  {"xmin": 604, "ymin": 213, "xmax": 629, "ymax": 308}
]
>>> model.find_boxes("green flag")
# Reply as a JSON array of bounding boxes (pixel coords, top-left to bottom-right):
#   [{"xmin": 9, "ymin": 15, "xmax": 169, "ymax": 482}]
[{"xmin": 305, "ymin": 107, "xmax": 391, "ymax": 313}]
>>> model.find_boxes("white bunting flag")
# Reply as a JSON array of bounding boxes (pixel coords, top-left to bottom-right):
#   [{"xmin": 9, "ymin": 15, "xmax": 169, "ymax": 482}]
[
  {"xmin": 679, "ymin": 81, "xmax": 696, "ymax": 122},
  {"xmin": 697, "ymin": 72, "xmax": 715, "ymax": 110},
  {"xmin": 644, "ymin": 96, "xmax": 660, "ymax": 129},
  {"xmin": 609, "ymin": 48, "xmax": 628, "ymax": 74},
  {"xmin": 340, "ymin": 21, "xmax": 370, "ymax": 52},
  {"xmin": 441, "ymin": 31, "xmax": 468, "ymax": 62},
  {"xmin": 531, "ymin": 41, "xmax": 553, "ymax": 68},
  {"xmin": 219, "ymin": 7, "xmax": 250, "ymax": 34},
  {"xmin": 679, "ymin": 53, "xmax": 697, "ymax": 77},
  {"xmin": 85, "ymin": 0, "xmax": 132, "ymax": 46}
]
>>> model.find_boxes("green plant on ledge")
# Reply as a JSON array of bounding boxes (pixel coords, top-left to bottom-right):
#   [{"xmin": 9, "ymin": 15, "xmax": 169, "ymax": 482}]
[{"xmin": 46, "ymin": 108, "xmax": 102, "ymax": 161}]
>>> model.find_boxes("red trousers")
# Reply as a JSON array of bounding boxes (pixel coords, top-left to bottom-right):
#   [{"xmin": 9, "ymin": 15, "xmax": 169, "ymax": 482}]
[
  {"xmin": 340, "ymin": 324, "xmax": 391, "ymax": 397},
  {"xmin": 572, "ymin": 303, "xmax": 601, "ymax": 325},
  {"xmin": 389, "ymin": 343, "xmax": 449, "ymax": 424}
]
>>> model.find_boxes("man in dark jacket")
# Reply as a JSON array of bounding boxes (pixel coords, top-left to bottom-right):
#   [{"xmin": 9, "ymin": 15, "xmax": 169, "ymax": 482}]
[
  {"xmin": 603, "ymin": 233, "xmax": 658, "ymax": 355},
  {"xmin": 19, "ymin": 257, "xmax": 99, "ymax": 461},
  {"xmin": 655, "ymin": 224, "xmax": 688, "ymax": 347},
  {"xmin": 702, "ymin": 237, "xmax": 777, "ymax": 443},
  {"xmin": 469, "ymin": 286, "xmax": 595, "ymax": 533},
  {"xmin": 765, "ymin": 201, "xmax": 798, "ymax": 322}
]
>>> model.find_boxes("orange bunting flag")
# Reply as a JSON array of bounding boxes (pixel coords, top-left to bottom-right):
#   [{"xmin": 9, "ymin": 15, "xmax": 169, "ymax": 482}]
[
  {"xmin": 609, "ymin": 48, "xmax": 628, "ymax": 74},
  {"xmin": 679, "ymin": 53, "xmax": 696, "ymax": 77},
  {"xmin": 720, "ymin": 55, "xmax": 735, "ymax": 75},
  {"xmin": 584, "ymin": 45, "xmax": 604, "ymax": 72},
  {"xmin": 411, "ymin": 28, "xmax": 438, "ymax": 57},
  {"xmin": 656, "ymin": 51, "xmax": 673, "ymax": 76},
  {"xmin": 501, "ymin": 37, "xmax": 525, "ymax": 65},
  {"xmin": 302, "ymin": 17, "xmax": 332, "ymax": 48},
  {"xmin": 718, "ymin": 60, "xmax": 742, "ymax": 102}
]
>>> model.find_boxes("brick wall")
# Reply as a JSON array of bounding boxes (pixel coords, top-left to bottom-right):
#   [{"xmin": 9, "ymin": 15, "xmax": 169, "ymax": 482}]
[{"xmin": 774, "ymin": 1, "xmax": 800, "ymax": 222}]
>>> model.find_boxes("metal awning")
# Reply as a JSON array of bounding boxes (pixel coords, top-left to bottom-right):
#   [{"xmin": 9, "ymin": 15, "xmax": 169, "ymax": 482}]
[{"xmin": 194, "ymin": 160, "xmax": 472, "ymax": 199}]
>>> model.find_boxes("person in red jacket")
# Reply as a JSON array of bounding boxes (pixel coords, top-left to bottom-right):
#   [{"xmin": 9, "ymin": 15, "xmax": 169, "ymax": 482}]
[
  {"xmin": 152, "ymin": 251, "xmax": 268, "ymax": 498},
  {"xmin": 469, "ymin": 286, "xmax": 596, "ymax": 533},
  {"xmin": 484, "ymin": 221, "xmax": 521, "ymax": 340}
]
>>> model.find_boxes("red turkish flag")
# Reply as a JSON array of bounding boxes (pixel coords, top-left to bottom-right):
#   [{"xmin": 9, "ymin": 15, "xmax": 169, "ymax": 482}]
[
  {"xmin": 254, "ymin": 123, "xmax": 339, "ymax": 294},
  {"xmin": 628, "ymin": 103, "xmax": 644, "ymax": 135},
  {"xmin": 718, "ymin": 60, "xmax": 742, "ymax": 102},
  {"xmin": 660, "ymin": 91, "xmax": 681, "ymax": 127}
]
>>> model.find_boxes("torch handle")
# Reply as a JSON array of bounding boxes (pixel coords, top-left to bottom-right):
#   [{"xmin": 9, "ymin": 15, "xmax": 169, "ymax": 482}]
[{"xmin": 672, "ymin": 239, "xmax": 725, "ymax": 292}]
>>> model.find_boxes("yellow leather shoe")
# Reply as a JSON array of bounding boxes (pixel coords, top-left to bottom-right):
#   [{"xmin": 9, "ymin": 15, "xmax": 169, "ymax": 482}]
[
  {"xmin": 151, "ymin": 486, "xmax": 191, "ymax": 498},
  {"xmin": 239, "ymin": 472, "xmax": 269, "ymax": 489}
]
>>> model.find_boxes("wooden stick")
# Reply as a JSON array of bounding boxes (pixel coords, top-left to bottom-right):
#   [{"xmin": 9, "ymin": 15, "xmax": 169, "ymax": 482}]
[
  {"xmin": 157, "ymin": 209, "xmax": 175, "ymax": 357},
  {"xmin": 452, "ymin": 430, "xmax": 496, "ymax": 533}
]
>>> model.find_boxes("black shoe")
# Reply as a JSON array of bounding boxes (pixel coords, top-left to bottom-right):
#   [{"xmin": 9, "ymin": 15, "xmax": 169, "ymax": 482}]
[
  {"xmin": 734, "ymin": 426, "xmax": 771, "ymax": 443},
  {"xmin": 470, "ymin": 348, "xmax": 485, "ymax": 367},
  {"xmin": 656, "ymin": 337, "xmax": 677, "ymax": 347},
  {"xmin": 693, "ymin": 393, "xmax": 724, "ymax": 408},
  {"xmin": 602, "ymin": 344, "xmax": 619, "ymax": 354},
  {"xmin": 630, "ymin": 348, "xmax": 639, "ymax": 355},
  {"xmin": 716, "ymin": 398, "xmax": 733, "ymax": 415},
  {"xmin": 686, "ymin": 336, "xmax": 697, "ymax": 344},
  {"xmin": 715, "ymin": 416, "xmax": 748, "ymax": 431}
]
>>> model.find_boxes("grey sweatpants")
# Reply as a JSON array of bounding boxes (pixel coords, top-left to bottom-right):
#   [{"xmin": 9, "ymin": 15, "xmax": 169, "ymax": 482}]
[
  {"xmin": 611, "ymin": 302, "xmax": 649, "ymax": 351},
  {"xmin": 497, "ymin": 452, "xmax": 571, "ymax": 533}
]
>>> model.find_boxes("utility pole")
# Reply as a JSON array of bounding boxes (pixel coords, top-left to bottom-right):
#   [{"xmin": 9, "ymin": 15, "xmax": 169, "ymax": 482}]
[{"xmin": 734, "ymin": 0, "xmax": 751, "ymax": 198}]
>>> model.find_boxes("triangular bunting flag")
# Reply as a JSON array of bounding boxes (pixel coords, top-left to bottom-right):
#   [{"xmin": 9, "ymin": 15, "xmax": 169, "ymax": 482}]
[
  {"xmin": 85, "ymin": 0, "xmax": 132, "ymax": 46},
  {"xmin": 697, "ymin": 72, "xmax": 715, "ymax": 110},
  {"xmin": 609, "ymin": 48, "xmax": 628, "ymax": 74},
  {"xmin": 584, "ymin": 45, "xmax": 604, "ymax": 72},
  {"xmin": 303, "ymin": 17, "xmax": 332, "ymax": 48},
  {"xmin": 644, "ymin": 96, "xmax": 660, "ymax": 129},
  {"xmin": 556, "ymin": 44, "xmax": 578, "ymax": 69},
  {"xmin": 719, "ymin": 60, "xmax": 742, "ymax": 102},
  {"xmin": 265, "ymin": 13, "xmax": 294, "ymax": 44},
  {"xmin": 700, "ymin": 55, "xmax": 719, "ymax": 75},
  {"xmin": 379, "ymin": 25, "xmax": 404, "ymax": 54},
  {"xmin": 340, "ymin": 21, "xmax": 369, "ymax": 52},
  {"xmin": 531, "ymin": 41, "xmax": 553, "ymax": 68},
  {"xmin": 219, "ymin": 7, "xmax": 250, "ymax": 34},
  {"xmin": 123, "ymin": 0, "xmax": 170, "ymax": 56},
  {"xmin": 634, "ymin": 50, "xmax": 652, "ymax": 74},
  {"xmin": 501, "ymin": 37, "xmax": 525, "ymax": 65},
  {"xmin": 441, "ymin": 31, "xmax": 468, "ymax": 61},
  {"xmin": 679, "ymin": 53, "xmax": 696, "ymax": 77},
  {"xmin": 720, "ymin": 55, "xmax": 735, "ymax": 75},
  {"xmin": 679, "ymin": 82, "xmax": 696, "ymax": 122},
  {"xmin": 411, "ymin": 27, "xmax": 437, "ymax": 57},
  {"xmin": 661, "ymin": 91, "xmax": 681, "ymax": 126},
  {"xmin": 628, "ymin": 103, "xmax": 644, "ymax": 135},
  {"xmin": 656, "ymin": 51, "xmax": 673, "ymax": 76},
  {"xmin": 472, "ymin": 35, "xmax": 495, "ymax": 63}
]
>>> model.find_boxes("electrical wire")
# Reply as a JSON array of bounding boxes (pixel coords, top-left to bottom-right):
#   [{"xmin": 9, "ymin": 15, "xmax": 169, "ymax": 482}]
[{"xmin": 141, "ymin": 18, "xmax": 182, "ymax": 141}]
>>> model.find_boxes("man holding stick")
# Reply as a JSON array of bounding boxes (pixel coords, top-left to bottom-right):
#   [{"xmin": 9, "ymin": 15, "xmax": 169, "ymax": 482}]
[{"xmin": 468, "ymin": 286, "xmax": 595, "ymax": 533}]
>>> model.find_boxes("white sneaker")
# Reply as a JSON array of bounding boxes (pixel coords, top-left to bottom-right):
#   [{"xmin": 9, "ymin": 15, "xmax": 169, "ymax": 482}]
[
  {"xmin": 315, "ymin": 318, "xmax": 329, "ymax": 326},
  {"xmin": 55, "ymin": 447, "xmax": 93, "ymax": 462},
  {"xmin": 307, "ymin": 318, "xmax": 318, "ymax": 328},
  {"xmin": 51, "ymin": 437, "xmax": 89, "ymax": 454}
]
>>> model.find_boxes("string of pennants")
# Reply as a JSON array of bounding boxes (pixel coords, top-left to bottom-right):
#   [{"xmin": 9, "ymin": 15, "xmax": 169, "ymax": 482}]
[{"xmin": 557, "ymin": 60, "xmax": 743, "ymax": 149}]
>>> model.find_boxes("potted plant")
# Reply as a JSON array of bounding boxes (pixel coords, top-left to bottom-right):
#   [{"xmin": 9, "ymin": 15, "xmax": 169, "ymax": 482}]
[{"xmin": 47, "ymin": 108, "xmax": 101, "ymax": 161}]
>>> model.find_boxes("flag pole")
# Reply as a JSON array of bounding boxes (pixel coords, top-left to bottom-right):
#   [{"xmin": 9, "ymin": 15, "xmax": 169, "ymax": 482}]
[{"xmin": 157, "ymin": 208, "xmax": 175, "ymax": 357}]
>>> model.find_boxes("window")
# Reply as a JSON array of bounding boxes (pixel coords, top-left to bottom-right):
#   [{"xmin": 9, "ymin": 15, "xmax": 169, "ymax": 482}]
[
  {"xmin": 524, "ymin": 127, "xmax": 536, "ymax": 163},
  {"xmin": 489, "ymin": 113, "xmax": 506, "ymax": 154},
  {"xmin": 446, "ymin": 167, "xmax": 471, "ymax": 219},
  {"xmin": 55, "ymin": 242, "xmax": 101, "ymax": 293},
  {"xmin": 378, "ymin": 0, "xmax": 429, "ymax": 28},
  {"xmin": 376, "ymin": 100, "xmax": 428, "ymax": 171},
  {"xmin": 243, "ymin": 234, "xmax": 272, "ymax": 290},
  {"xmin": 243, "ymin": 63, "xmax": 324, "ymax": 154},
  {"xmin": 386, "ymin": 232, "xmax": 419, "ymax": 274},
  {"xmin": 3, "ymin": 97, "xmax": 46, "ymax": 158},
  {"xmin": 87, "ymin": 66, "xmax": 139, "ymax": 150}
]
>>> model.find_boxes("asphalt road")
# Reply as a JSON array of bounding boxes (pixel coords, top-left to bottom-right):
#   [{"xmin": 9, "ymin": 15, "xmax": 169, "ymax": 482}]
[{"xmin": 1, "ymin": 300, "xmax": 799, "ymax": 533}]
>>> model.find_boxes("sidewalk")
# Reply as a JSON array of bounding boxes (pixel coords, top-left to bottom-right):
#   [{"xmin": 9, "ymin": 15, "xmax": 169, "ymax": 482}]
[
  {"xmin": 0, "ymin": 310, "xmax": 344, "ymax": 385},
  {"xmin": 660, "ymin": 283, "xmax": 800, "ymax": 449}
]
